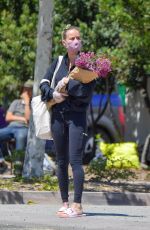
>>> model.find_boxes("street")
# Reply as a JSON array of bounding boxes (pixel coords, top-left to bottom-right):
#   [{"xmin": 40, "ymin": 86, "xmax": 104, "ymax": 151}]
[{"xmin": 0, "ymin": 204, "xmax": 149, "ymax": 230}]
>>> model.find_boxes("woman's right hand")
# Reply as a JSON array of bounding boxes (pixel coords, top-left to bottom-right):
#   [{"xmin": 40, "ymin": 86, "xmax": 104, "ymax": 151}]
[{"xmin": 53, "ymin": 91, "xmax": 68, "ymax": 103}]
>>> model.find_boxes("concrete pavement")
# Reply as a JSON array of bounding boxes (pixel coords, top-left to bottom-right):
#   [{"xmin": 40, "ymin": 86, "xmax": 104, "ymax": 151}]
[{"xmin": 0, "ymin": 204, "xmax": 150, "ymax": 230}]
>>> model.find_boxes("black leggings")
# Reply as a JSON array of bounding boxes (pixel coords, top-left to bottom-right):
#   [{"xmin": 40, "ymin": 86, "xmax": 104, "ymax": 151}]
[{"xmin": 51, "ymin": 110, "xmax": 87, "ymax": 203}]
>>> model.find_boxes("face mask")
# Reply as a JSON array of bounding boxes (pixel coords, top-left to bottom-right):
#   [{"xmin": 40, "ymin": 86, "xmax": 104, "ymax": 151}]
[{"xmin": 65, "ymin": 39, "xmax": 82, "ymax": 52}]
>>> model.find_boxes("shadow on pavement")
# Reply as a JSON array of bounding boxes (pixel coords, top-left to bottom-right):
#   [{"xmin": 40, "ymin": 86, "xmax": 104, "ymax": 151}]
[
  {"xmin": 0, "ymin": 191, "xmax": 23, "ymax": 204},
  {"xmin": 104, "ymin": 192, "xmax": 147, "ymax": 205},
  {"xmin": 85, "ymin": 212, "xmax": 144, "ymax": 218}
]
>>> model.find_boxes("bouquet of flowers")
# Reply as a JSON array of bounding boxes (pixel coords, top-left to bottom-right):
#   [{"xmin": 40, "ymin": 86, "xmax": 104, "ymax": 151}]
[
  {"xmin": 68, "ymin": 51, "xmax": 112, "ymax": 83},
  {"xmin": 52, "ymin": 52, "xmax": 112, "ymax": 107}
]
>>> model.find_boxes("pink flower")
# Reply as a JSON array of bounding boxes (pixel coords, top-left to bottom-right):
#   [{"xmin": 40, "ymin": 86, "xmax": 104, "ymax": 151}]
[
  {"xmin": 75, "ymin": 52, "xmax": 112, "ymax": 78},
  {"xmin": 95, "ymin": 57, "xmax": 112, "ymax": 78}
]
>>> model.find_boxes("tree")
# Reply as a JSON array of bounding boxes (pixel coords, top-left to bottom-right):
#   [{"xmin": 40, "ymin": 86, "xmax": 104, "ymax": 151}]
[
  {"xmin": 23, "ymin": 0, "xmax": 54, "ymax": 178},
  {"xmin": 1, "ymin": 0, "xmax": 149, "ymax": 103},
  {"xmin": 52, "ymin": 0, "xmax": 150, "ymax": 105},
  {"xmin": 0, "ymin": 0, "xmax": 38, "ymax": 105}
]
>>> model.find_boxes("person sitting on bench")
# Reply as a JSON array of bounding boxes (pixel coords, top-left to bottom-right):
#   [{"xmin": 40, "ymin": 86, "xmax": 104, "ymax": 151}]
[{"xmin": 0, "ymin": 80, "xmax": 33, "ymax": 173}]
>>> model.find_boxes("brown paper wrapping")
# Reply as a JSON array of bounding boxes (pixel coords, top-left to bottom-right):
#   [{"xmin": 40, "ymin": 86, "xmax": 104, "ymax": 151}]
[{"xmin": 68, "ymin": 67, "xmax": 98, "ymax": 83}]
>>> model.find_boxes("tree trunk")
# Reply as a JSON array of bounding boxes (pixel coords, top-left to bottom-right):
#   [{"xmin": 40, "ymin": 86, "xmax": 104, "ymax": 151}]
[{"xmin": 23, "ymin": 0, "xmax": 53, "ymax": 178}]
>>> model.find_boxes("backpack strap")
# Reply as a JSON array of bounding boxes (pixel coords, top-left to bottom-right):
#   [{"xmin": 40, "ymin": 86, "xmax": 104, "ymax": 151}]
[{"xmin": 51, "ymin": 56, "xmax": 63, "ymax": 89}]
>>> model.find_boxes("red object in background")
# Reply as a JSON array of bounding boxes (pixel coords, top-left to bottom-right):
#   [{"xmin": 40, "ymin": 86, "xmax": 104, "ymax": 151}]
[{"xmin": 118, "ymin": 106, "xmax": 125, "ymax": 135}]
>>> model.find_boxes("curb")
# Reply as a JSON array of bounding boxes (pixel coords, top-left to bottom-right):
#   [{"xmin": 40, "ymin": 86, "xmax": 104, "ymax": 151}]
[{"xmin": 0, "ymin": 190, "xmax": 150, "ymax": 205}]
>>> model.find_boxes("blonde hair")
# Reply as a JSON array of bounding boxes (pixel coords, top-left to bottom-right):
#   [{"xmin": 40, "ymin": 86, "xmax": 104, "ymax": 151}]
[{"xmin": 61, "ymin": 24, "xmax": 80, "ymax": 40}]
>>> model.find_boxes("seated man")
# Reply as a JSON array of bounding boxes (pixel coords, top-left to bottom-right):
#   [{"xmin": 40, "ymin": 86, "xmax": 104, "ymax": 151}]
[{"xmin": 0, "ymin": 80, "xmax": 33, "ymax": 173}]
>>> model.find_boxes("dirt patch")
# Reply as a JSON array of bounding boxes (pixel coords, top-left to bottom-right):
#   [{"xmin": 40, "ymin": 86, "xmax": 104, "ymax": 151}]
[
  {"xmin": 84, "ymin": 168, "xmax": 150, "ymax": 193},
  {"xmin": 0, "ymin": 163, "xmax": 150, "ymax": 193}
]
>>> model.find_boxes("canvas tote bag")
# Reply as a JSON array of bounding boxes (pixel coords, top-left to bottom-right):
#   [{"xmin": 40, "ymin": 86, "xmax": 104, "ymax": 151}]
[{"xmin": 32, "ymin": 56, "xmax": 63, "ymax": 140}]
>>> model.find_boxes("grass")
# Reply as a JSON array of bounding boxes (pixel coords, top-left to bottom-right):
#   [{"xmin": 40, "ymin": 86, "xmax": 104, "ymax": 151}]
[
  {"xmin": 0, "ymin": 174, "xmax": 75, "ymax": 192},
  {"xmin": 0, "ymin": 174, "xmax": 59, "ymax": 191}
]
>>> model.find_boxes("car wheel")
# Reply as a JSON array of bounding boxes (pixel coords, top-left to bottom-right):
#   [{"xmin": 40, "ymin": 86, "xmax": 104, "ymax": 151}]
[{"xmin": 82, "ymin": 126, "xmax": 112, "ymax": 165}]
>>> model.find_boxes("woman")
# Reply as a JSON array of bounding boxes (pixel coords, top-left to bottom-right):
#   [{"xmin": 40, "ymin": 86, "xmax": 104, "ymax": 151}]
[{"xmin": 40, "ymin": 25, "xmax": 96, "ymax": 217}]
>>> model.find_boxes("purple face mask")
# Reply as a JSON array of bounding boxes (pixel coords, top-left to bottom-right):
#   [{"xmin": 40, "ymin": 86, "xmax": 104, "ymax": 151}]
[{"xmin": 66, "ymin": 39, "xmax": 82, "ymax": 52}]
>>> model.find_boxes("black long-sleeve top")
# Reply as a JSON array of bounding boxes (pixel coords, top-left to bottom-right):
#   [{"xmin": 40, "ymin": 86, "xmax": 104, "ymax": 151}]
[{"xmin": 40, "ymin": 54, "xmax": 96, "ymax": 113}]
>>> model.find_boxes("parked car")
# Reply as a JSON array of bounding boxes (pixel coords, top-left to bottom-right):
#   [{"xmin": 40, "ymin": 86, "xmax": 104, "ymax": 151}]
[{"xmin": 83, "ymin": 92, "xmax": 125, "ymax": 164}]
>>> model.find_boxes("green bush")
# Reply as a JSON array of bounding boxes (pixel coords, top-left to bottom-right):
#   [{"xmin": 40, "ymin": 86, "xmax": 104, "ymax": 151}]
[
  {"xmin": 99, "ymin": 142, "xmax": 140, "ymax": 169},
  {"xmin": 87, "ymin": 142, "xmax": 139, "ymax": 182},
  {"xmin": 88, "ymin": 157, "xmax": 136, "ymax": 182}
]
